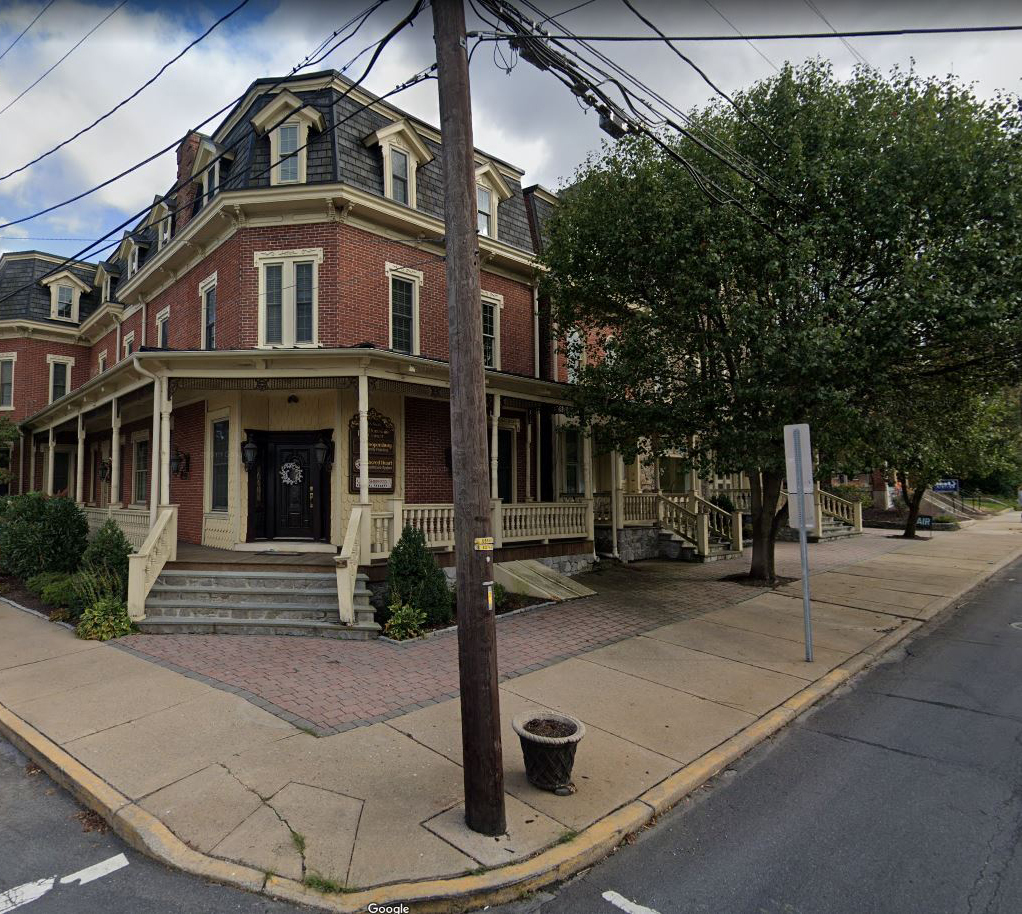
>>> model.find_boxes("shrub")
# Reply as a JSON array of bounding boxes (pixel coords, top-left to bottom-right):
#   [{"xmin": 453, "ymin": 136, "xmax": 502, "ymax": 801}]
[
  {"xmin": 40, "ymin": 575, "xmax": 82, "ymax": 611},
  {"xmin": 26, "ymin": 570, "xmax": 69, "ymax": 598},
  {"xmin": 710, "ymin": 492, "xmax": 737, "ymax": 514},
  {"xmin": 0, "ymin": 494, "xmax": 87, "ymax": 579},
  {"xmin": 934, "ymin": 514, "xmax": 957, "ymax": 524},
  {"xmin": 76, "ymin": 596, "xmax": 133, "ymax": 641},
  {"xmin": 829, "ymin": 485, "xmax": 873, "ymax": 508},
  {"xmin": 386, "ymin": 525, "xmax": 453, "ymax": 627},
  {"xmin": 383, "ymin": 601, "xmax": 426, "ymax": 640},
  {"xmin": 73, "ymin": 565, "xmax": 124, "ymax": 607},
  {"xmin": 492, "ymin": 582, "xmax": 508, "ymax": 613},
  {"xmin": 82, "ymin": 520, "xmax": 132, "ymax": 596}
]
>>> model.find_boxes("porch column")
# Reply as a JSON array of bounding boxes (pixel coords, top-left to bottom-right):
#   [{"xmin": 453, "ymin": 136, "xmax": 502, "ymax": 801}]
[
  {"xmin": 28, "ymin": 435, "xmax": 35, "ymax": 492},
  {"xmin": 609, "ymin": 449, "xmax": 620, "ymax": 559},
  {"xmin": 149, "ymin": 376, "xmax": 162, "ymax": 527},
  {"xmin": 17, "ymin": 432, "xmax": 23, "ymax": 494},
  {"xmin": 489, "ymin": 394, "xmax": 500, "ymax": 500},
  {"xmin": 357, "ymin": 371, "xmax": 372, "ymax": 558},
  {"xmin": 109, "ymin": 399, "xmax": 121, "ymax": 509},
  {"xmin": 46, "ymin": 428, "xmax": 55, "ymax": 496},
  {"xmin": 525, "ymin": 415, "xmax": 532, "ymax": 502},
  {"xmin": 160, "ymin": 386, "xmax": 171, "ymax": 506},
  {"xmin": 582, "ymin": 427, "xmax": 594, "ymax": 541},
  {"xmin": 614, "ymin": 451, "xmax": 626, "ymax": 528},
  {"xmin": 534, "ymin": 410, "xmax": 542, "ymax": 502},
  {"xmin": 75, "ymin": 413, "xmax": 85, "ymax": 504}
]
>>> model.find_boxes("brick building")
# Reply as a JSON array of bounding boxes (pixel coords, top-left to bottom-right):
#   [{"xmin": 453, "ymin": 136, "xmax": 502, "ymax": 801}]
[{"xmin": 0, "ymin": 70, "xmax": 599, "ymax": 630}]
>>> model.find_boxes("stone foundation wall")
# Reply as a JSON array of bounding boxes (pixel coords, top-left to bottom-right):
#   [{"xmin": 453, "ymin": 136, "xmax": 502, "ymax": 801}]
[{"xmin": 595, "ymin": 524, "xmax": 662, "ymax": 562}]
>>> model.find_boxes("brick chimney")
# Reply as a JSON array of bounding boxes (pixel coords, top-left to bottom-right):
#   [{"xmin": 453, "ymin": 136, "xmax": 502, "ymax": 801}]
[{"xmin": 174, "ymin": 132, "xmax": 202, "ymax": 233}]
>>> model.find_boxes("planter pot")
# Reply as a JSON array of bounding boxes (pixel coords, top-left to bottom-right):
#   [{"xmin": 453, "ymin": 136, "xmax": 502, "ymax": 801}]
[{"xmin": 512, "ymin": 710, "xmax": 586, "ymax": 795}]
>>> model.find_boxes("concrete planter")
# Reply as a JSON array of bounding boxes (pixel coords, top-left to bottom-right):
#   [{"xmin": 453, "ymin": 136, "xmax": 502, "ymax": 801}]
[{"xmin": 512, "ymin": 710, "xmax": 586, "ymax": 795}]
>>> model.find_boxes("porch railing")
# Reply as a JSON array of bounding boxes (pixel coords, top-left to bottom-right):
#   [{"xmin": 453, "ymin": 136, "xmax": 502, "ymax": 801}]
[
  {"xmin": 501, "ymin": 501, "xmax": 589, "ymax": 542},
  {"xmin": 623, "ymin": 492, "xmax": 659, "ymax": 524},
  {"xmin": 593, "ymin": 492, "xmax": 612, "ymax": 524},
  {"xmin": 335, "ymin": 505, "xmax": 363, "ymax": 625},
  {"xmin": 126, "ymin": 505, "xmax": 177, "ymax": 621},
  {"xmin": 814, "ymin": 486, "xmax": 863, "ymax": 536},
  {"xmin": 403, "ymin": 504, "xmax": 456, "ymax": 550},
  {"xmin": 84, "ymin": 505, "xmax": 150, "ymax": 550}
]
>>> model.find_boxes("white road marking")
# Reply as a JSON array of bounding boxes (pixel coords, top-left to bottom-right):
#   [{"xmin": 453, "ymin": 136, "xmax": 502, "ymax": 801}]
[
  {"xmin": 60, "ymin": 853, "xmax": 129, "ymax": 886},
  {"xmin": 0, "ymin": 854, "xmax": 129, "ymax": 912},
  {"xmin": 602, "ymin": 889, "xmax": 662, "ymax": 914},
  {"xmin": 0, "ymin": 878, "xmax": 55, "ymax": 913}
]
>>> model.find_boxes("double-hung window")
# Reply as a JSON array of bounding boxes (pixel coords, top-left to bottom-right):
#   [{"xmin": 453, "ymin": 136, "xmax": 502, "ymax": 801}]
[
  {"xmin": 133, "ymin": 438, "xmax": 149, "ymax": 504},
  {"xmin": 210, "ymin": 418, "xmax": 229, "ymax": 512},
  {"xmin": 56, "ymin": 286, "xmax": 74, "ymax": 319},
  {"xmin": 0, "ymin": 355, "xmax": 14, "ymax": 409},
  {"xmin": 256, "ymin": 250, "xmax": 322, "ymax": 348},
  {"xmin": 482, "ymin": 298, "xmax": 496, "ymax": 368},
  {"xmin": 278, "ymin": 124, "xmax": 299, "ymax": 184},
  {"xmin": 156, "ymin": 307, "xmax": 170, "ymax": 349},
  {"xmin": 564, "ymin": 429, "xmax": 582, "ymax": 495},
  {"xmin": 200, "ymin": 274, "xmax": 217, "ymax": 350},
  {"xmin": 477, "ymin": 185, "xmax": 493, "ymax": 237},
  {"xmin": 390, "ymin": 277, "xmax": 414, "ymax": 354},
  {"xmin": 391, "ymin": 148, "xmax": 410, "ymax": 205},
  {"xmin": 48, "ymin": 356, "xmax": 72, "ymax": 402}
]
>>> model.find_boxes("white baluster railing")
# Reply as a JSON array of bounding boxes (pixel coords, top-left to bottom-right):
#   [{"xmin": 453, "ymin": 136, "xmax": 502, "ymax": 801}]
[
  {"xmin": 335, "ymin": 505, "xmax": 363, "ymax": 625},
  {"xmin": 402, "ymin": 504, "xmax": 456, "ymax": 549},
  {"xmin": 623, "ymin": 493, "xmax": 659, "ymax": 524},
  {"xmin": 502, "ymin": 501, "xmax": 589, "ymax": 542},
  {"xmin": 126, "ymin": 505, "xmax": 177, "ymax": 621}
]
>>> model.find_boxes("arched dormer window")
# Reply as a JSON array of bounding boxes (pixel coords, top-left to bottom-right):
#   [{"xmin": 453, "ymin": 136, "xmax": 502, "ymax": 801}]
[
  {"xmin": 250, "ymin": 90, "xmax": 325, "ymax": 187},
  {"xmin": 41, "ymin": 270, "xmax": 90, "ymax": 323},
  {"xmin": 363, "ymin": 119, "xmax": 433, "ymax": 208},
  {"xmin": 474, "ymin": 162, "xmax": 513, "ymax": 240}
]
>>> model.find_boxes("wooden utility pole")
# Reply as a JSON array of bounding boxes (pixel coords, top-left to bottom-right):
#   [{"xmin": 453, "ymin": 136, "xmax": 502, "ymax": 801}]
[{"xmin": 431, "ymin": 0, "xmax": 506, "ymax": 836}]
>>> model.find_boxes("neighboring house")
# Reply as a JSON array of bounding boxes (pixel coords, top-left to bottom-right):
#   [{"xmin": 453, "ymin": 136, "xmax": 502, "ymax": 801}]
[{"xmin": 0, "ymin": 71, "xmax": 598, "ymax": 586}]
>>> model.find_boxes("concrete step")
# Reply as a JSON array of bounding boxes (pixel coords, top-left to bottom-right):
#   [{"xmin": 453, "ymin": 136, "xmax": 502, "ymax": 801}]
[
  {"xmin": 144, "ymin": 601, "xmax": 338, "ymax": 621},
  {"xmin": 136, "ymin": 616, "xmax": 379, "ymax": 639},
  {"xmin": 147, "ymin": 585, "xmax": 338, "ymax": 608},
  {"xmin": 153, "ymin": 570, "xmax": 336, "ymax": 591}
]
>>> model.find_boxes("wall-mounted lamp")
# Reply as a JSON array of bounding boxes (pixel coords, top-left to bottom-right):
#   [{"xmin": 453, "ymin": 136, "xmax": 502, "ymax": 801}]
[
  {"xmin": 98, "ymin": 459, "xmax": 111, "ymax": 482},
  {"xmin": 170, "ymin": 450, "xmax": 190, "ymax": 479},
  {"xmin": 241, "ymin": 434, "xmax": 259, "ymax": 472},
  {"xmin": 313, "ymin": 439, "xmax": 329, "ymax": 468}
]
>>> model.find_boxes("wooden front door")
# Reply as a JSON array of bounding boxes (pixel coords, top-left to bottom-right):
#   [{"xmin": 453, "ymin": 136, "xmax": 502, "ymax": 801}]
[
  {"xmin": 246, "ymin": 430, "xmax": 331, "ymax": 542},
  {"xmin": 273, "ymin": 443, "xmax": 315, "ymax": 539}
]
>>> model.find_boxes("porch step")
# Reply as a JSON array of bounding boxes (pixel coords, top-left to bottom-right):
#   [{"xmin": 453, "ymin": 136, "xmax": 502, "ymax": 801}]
[
  {"xmin": 494, "ymin": 559, "xmax": 595, "ymax": 602},
  {"xmin": 658, "ymin": 531, "xmax": 741, "ymax": 563},
  {"xmin": 136, "ymin": 616, "xmax": 379, "ymax": 639}
]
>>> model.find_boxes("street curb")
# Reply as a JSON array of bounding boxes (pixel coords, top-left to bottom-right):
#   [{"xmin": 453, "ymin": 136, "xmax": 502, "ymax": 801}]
[{"xmin": 0, "ymin": 539, "xmax": 1018, "ymax": 912}]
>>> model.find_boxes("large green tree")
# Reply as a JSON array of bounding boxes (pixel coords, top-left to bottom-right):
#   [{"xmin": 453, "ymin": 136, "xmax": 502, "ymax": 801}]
[{"xmin": 544, "ymin": 61, "xmax": 1022, "ymax": 581}]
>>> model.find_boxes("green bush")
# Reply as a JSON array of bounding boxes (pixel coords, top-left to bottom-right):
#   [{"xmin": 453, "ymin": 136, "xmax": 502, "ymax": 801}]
[
  {"xmin": 82, "ymin": 520, "xmax": 132, "ymax": 596},
  {"xmin": 710, "ymin": 492, "xmax": 737, "ymax": 514},
  {"xmin": 492, "ymin": 582, "xmax": 508, "ymax": 613},
  {"xmin": 26, "ymin": 570, "xmax": 69, "ymax": 598},
  {"xmin": 75, "ymin": 596, "xmax": 133, "ymax": 641},
  {"xmin": 828, "ymin": 485, "xmax": 872, "ymax": 508},
  {"xmin": 383, "ymin": 601, "xmax": 426, "ymax": 641},
  {"xmin": 386, "ymin": 525, "xmax": 453, "ymax": 627},
  {"xmin": 934, "ymin": 514, "xmax": 957, "ymax": 524},
  {"xmin": 41, "ymin": 575, "xmax": 82, "ymax": 610},
  {"xmin": 0, "ymin": 494, "xmax": 87, "ymax": 580},
  {"xmin": 73, "ymin": 565, "xmax": 124, "ymax": 607}
]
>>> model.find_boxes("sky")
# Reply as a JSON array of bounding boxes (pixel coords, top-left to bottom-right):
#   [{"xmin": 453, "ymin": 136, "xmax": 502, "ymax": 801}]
[{"xmin": 0, "ymin": 0, "xmax": 1020, "ymax": 261}]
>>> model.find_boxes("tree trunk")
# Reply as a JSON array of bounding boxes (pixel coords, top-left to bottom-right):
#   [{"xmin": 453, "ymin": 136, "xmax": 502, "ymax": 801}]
[
  {"xmin": 748, "ymin": 468, "xmax": 784, "ymax": 582},
  {"xmin": 899, "ymin": 472, "xmax": 927, "ymax": 538}
]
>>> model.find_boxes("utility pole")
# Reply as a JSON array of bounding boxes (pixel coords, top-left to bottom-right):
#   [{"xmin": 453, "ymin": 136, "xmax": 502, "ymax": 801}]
[{"xmin": 432, "ymin": 0, "xmax": 506, "ymax": 836}]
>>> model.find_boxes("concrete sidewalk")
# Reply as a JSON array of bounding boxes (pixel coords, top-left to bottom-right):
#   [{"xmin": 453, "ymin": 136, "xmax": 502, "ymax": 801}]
[{"xmin": 1, "ymin": 514, "xmax": 1020, "ymax": 912}]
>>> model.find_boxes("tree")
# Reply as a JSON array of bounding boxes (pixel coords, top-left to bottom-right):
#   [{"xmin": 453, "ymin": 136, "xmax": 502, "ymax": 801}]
[{"xmin": 543, "ymin": 61, "xmax": 1022, "ymax": 581}]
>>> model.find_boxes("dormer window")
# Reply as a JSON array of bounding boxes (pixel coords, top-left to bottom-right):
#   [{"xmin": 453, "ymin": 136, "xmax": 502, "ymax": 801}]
[
  {"xmin": 250, "ymin": 90, "xmax": 325, "ymax": 188},
  {"xmin": 158, "ymin": 216, "xmax": 171, "ymax": 249},
  {"xmin": 128, "ymin": 244, "xmax": 139, "ymax": 277},
  {"xmin": 56, "ymin": 286, "xmax": 73, "ymax": 319},
  {"xmin": 477, "ymin": 186, "xmax": 493, "ymax": 237},
  {"xmin": 474, "ymin": 162, "xmax": 513, "ymax": 242},
  {"xmin": 203, "ymin": 159, "xmax": 222, "ymax": 202},
  {"xmin": 43, "ymin": 269, "xmax": 88, "ymax": 323},
  {"xmin": 363, "ymin": 119, "xmax": 433, "ymax": 208},
  {"xmin": 102, "ymin": 275, "xmax": 112, "ymax": 303}
]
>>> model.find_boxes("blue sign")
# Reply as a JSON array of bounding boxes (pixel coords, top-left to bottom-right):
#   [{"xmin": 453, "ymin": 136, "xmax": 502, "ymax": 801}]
[{"xmin": 933, "ymin": 479, "xmax": 959, "ymax": 493}]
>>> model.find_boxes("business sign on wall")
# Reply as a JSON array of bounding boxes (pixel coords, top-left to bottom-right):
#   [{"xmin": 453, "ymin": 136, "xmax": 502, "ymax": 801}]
[{"xmin": 349, "ymin": 409, "xmax": 396, "ymax": 494}]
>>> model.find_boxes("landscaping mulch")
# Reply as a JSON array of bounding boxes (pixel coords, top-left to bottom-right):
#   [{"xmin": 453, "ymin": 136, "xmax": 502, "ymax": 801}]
[
  {"xmin": 0, "ymin": 575, "xmax": 57, "ymax": 618},
  {"xmin": 524, "ymin": 717, "xmax": 577, "ymax": 739}
]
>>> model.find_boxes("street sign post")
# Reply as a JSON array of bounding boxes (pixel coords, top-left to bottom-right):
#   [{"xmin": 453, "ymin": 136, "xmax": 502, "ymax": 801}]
[{"xmin": 784, "ymin": 423, "xmax": 815, "ymax": 662}]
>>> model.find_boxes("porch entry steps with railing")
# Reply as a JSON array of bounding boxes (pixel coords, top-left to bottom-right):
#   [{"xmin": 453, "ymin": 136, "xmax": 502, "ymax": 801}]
[{"xmin": 136, "ymin": 568, "xmax": 379, "ymax": 639}]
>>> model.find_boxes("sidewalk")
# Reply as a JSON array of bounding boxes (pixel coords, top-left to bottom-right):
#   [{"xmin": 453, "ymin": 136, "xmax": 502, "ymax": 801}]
[{"xmin": 1, "ymin": 516, "xmax": 1019, "ymax": 912}]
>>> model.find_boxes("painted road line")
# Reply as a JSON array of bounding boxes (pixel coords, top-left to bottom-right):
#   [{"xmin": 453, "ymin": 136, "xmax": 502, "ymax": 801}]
[
  {"xmin": 0, "ymin": 854, "xmax": 129, "ymax": 912},
  {"xmin": 602, "ymin": 889, "xmax": 662, "ymax": 914}
]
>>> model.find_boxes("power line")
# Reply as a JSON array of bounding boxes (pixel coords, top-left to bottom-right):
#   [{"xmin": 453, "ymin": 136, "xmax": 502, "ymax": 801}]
[
  {"xmin": 701, "ymin": 0, "xmax": 779, "ymax": 72},
  {"xmin": 0, "ymin": 0, "xmax": 128, "ymax": 119},
  {"xmin": 470, "ymin": 24, "xmax": 1022, "ymax": 41},
  {"xmin": 802, "ymin": 0, "xmax": 870, "ymax": 67},
  {"xmin": 0, "ymin": 0, "xmax": 57, "ymax": 65},
  {"xmin": 0, "ymin": 0, "xmax": 386, "ymax": 233},
  {"xmin": 0, "ymin": 0, "xmax": 253, "ymax": 184},
  {"xmin": 0, "ymin": 3, "xmax": 428, "ymax": 307}
]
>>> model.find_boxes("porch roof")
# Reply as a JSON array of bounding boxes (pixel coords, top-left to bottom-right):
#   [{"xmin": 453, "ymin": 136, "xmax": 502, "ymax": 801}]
[{"xmin": 20, "ymin": 346, "xmax": 571, "ymax": 433}]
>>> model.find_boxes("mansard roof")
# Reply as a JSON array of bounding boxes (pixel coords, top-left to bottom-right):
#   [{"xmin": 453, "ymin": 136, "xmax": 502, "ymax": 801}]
[{"xmin": 0, "ymin": 251, "xmax": 98, "ymax": 327}]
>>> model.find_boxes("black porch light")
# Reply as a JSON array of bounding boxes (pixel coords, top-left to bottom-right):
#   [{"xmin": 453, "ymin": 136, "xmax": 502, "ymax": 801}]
[
  {"xmin": 242, "ymin": 434, "xmax": 258, "ymax": 471},
  {"xmin": 170, "ymin": 450, "xmax": 190, "ymax": 479},
  {"xmin": 313, "ymin": 439, "xmax": 329, "ymax": 468}
]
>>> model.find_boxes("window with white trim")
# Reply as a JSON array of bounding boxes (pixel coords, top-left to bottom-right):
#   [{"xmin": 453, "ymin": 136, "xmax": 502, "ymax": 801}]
[
  {"xmin": 128, "ymin": 244, "xmax": 139, "ymax": 277},
  {"xmin": 203, "ymin": 160, "xmax": 221, "ymax": 204},
  {"xmin": 158, "ymin": 216, "xmax": 172, "ymax": 249},
  {"xmin": 47, "ymin": 355, "xmax": 74, "ymax": 403},
  {"xmin": 277, "ymin": 123, "xmax": 299, "ymax": 184},
  {"xmin": 133, "ymin": 434, "xmax": 149, "ymax": 504},
  {"xmin": 481, "ymin": 291, "xmax": 502, "ymax": 370},
  {"xmin": 102, "ymin": 274, "xmax": 112, "ymax": 303},
  {"xmin": 210, "ymin": 417, "xmax": 230, "ymax": 512},
  {"xmin": 255, "ymin": 249, "xmax": 322, "ymax": 348},
  {"xmin": 386, "ymin": 263, "xmax": 422, "ymax": 356},
  {"xmin": 97, "ymin": 350, "xmax": 107, "ymax": 375},
  {"xmin": 391, "ymin": 148, "xmax": 410, "ymax": 205},
  {"xmin": 155, "ymin": 307, "xmax": 170, "ymax": 349},
  {"xmin": 56, "ymin": 286, "xmax": 73, "ymax": 319},
  {"xmin": 563, "ymin": 429, "xmax": 583, "ymax": 495},
  {"xmin": 199, "ymin": 273, "xmax": 217, "ymax": 350},
  {"xmin": 477, "ymin": 185, "xmax": 493, "ymax": 237},
  {"xmin": 123, "ymin": 332, "xmax": 135, "ymax": 358},
  {"xmin": 0, "ymin": 353, "xmax": 15, "ymax": 410},
  {"xmin": 44, "ymin": 271, "xmax": 85, "ymax": 322}
]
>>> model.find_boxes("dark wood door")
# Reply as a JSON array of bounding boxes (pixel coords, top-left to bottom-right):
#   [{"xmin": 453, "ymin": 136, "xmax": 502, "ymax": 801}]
[
  {"xmin": 497, "ymin": 428, "xmax": 513, "ymax": 503},
  {"xmin": 272, "ymin": 444, "xmax": 315, "ymax": 539}
]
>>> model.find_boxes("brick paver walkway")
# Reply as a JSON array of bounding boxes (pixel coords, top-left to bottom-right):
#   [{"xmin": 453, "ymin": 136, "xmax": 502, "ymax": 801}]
[{"xmin": 118, "ymin": 531, "xmax": 906, "ymax": 735}]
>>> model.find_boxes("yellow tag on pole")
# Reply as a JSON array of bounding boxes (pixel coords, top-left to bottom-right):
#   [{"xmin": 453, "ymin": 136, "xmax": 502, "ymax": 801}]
[{"xmin": 474, "ymin": 536, "xmax": 494, "ymax": 552}]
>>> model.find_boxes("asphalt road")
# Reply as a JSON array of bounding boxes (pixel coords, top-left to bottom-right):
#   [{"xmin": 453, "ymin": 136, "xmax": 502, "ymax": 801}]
[
  {"xmin": 0, "ymin": 737, "xmax": 304, "ymax": 913},
  {"xmin": 498, "ymin": 556, "xmax": 1022, "ymax": 914}
]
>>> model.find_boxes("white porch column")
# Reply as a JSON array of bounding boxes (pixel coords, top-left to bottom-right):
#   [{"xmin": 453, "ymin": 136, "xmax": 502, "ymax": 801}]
[
  {"xmin": 28, "ymin": 435, "xmax": 35, "ymax": 492},
  {"xmin": 609, "ymin": 449, "xmax": 620, "ymax": 559},
  {"xmin": 489, "ymin": 394, "xmax": 501, "ymax": 501},
  {"xmin": 534, "ymin": 409, "xmax": 542, "ymax": 502},
  {"xmin": 17, "ymin": 432, "xmax": 24, "ymax": 494},
  {"xmin": 357, "ymin": 371, "xmax": 372, "ymax": 558},
  {"xmin": 109, "ymin": 399, "xmax": 121, "ymax": 508},
  {"xmin": 160, "ymin": 386, "xmax": 171, "ymax": 506},
  {"xmin": 46, "ymin": 428, "xmax": 55, "ymax": 496},
  {"xmin": 582, "ymin": 429, "xmax": 594, "ymax": 542},
  {"xmin": 149, "ymin": 376, "xmax": 162, "ymax": 527},
  {"xmin": 75, "ymin": 413, "xmax": 85, "ymax": 504}
]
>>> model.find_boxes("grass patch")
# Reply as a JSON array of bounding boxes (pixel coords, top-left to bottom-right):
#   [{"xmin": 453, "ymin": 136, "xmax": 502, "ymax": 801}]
[
  {"xmin": 303, "ymin": 873, "xmax": 357, "ymax": 894},
  {"xmin": 290, "ymin": 829, "xmax": 306, "ymax": 856},
  {"xmin": 556, "ymin": 829, "xmax": 578, "ymax": 845}
]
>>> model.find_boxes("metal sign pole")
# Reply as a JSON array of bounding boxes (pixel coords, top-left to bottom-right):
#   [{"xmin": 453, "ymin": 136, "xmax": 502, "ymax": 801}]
[{"xmin": 793, "ymin": 428, "xmax": 813, "ymax": 663}]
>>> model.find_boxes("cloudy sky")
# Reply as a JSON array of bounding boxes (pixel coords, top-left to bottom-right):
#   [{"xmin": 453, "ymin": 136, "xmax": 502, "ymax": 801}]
[{"xmin": 0, "ymin": 0, "xmax": 1020, "ymax": 261}]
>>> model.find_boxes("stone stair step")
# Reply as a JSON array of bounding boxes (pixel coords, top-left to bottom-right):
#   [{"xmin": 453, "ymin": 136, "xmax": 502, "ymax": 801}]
[
  {"xmin": 153, "ymin": 570, "xmax": 336, "ymax": 590},
  {"xmin": 136, "ymin": 616, "xmax": 378, "ymax": 639},
  {"xmin": 147, "ymin": 585, "xmax": 338, "ymax": 607},
  {"xmin": 144, "ymin": 602, "xmax": 337, "ymax": 621}
]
